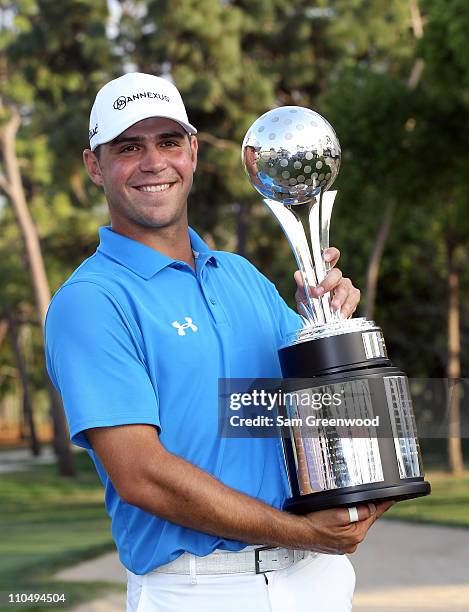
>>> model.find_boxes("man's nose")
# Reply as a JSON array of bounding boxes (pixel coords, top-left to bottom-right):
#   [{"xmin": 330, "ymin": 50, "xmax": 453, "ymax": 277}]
[{"xmin": 139, "ymin": 146, "xmax": 167, "ymax": 172}]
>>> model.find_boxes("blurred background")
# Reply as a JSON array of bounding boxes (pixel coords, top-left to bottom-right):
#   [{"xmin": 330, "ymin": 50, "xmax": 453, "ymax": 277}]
[{"xmin": 0, "ymin": 0, "xmax": 468, "ymax": 610}]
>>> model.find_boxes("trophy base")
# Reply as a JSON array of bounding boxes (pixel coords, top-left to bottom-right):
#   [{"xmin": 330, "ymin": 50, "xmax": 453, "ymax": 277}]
[{"xmin": 283, "ymin": 478, "xmax": 431, "ymax": 514}]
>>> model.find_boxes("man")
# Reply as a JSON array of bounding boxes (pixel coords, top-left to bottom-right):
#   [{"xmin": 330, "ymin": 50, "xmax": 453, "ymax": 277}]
[{"xmin": 45, "ymin": 73, "xmax": 392, "ymax": 612}]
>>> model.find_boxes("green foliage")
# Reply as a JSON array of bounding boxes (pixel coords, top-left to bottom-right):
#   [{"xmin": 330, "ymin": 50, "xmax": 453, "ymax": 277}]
[
  {"xmin": 0, "ymin": 0, "xmax": 468, "ymax": 430},
  {"xmin": 419, "ymin": 0, "xmax": 469, "ymax": 103}
]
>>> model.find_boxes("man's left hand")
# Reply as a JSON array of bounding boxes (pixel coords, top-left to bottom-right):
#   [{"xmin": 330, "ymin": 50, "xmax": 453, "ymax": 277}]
[{"xmin": 294, "ymin": 247, "xmax": 361, "ymax": 319}]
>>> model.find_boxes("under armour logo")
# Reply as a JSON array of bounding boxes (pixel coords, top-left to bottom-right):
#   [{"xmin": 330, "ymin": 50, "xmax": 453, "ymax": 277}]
[{"xmin": 172, "ymin": 317, "xmax": 198, "ymax": 336}]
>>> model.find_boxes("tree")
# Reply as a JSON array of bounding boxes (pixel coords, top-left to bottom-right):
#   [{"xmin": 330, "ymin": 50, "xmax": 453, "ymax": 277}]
[
  {"xmin": 0, "ymin": 0, "xmax": 117, "ymax": 473},
  {"xmin": 0, "ymin": 3, "xmax": 72, "ymax": 470},
  {"xmin": 411, "ymin": 0, "xmax": 469, "ymax": 472}
]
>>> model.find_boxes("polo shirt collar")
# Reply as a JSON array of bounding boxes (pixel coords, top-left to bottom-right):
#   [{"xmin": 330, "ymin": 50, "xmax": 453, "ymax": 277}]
[{"xmin": 97, "ymin": 226, "xmax": 218, "ymax": 280}]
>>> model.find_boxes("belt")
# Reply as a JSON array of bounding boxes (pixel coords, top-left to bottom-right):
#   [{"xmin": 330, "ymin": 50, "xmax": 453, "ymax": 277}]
[{"xmin": 151, "ymin": 547, "xmax": 310, "ymax": 575}]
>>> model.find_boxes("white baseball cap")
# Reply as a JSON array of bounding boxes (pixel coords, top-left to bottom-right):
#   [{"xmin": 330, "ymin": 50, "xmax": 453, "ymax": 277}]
[{"xmin": 88, "ymin": 72, "xmax": 197, "ymax": 151}]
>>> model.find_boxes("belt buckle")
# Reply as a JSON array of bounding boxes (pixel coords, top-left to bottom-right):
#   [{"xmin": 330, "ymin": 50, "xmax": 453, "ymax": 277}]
[{"xmin": 254, "ymin": 546, "xmax": 273, "ymax": 574}]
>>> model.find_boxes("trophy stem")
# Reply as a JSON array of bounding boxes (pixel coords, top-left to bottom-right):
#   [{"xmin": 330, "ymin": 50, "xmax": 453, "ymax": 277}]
[
  {"xmin": 309, "ymin": 190, "xmax": 341, "ymax": 323},
  {"xmin": 263, "ymin": 198, "xmax": 325, "ymax": 325}
]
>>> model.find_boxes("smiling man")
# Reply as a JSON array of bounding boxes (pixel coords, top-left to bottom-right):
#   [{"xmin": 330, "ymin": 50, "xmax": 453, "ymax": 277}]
[{"xmin": 45, "ymin": 73, "xmax": 391, "ymax": 612}]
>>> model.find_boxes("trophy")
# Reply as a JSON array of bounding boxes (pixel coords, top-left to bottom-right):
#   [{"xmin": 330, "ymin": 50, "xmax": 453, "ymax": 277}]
[{"xmin": 241, "ymin": 106, "xmax": 431, "ymax": 513}]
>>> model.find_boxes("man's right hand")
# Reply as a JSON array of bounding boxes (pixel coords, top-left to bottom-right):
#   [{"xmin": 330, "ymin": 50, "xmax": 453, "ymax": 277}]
[{"xmin": 299, "ymin": 501, "xmax": 394, "ymax": 554}]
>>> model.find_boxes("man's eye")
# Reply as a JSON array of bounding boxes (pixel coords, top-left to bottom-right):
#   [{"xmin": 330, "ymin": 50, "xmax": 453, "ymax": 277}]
[
  {"xmin": 161, "ymin": 140, "xmax": 178, "ymax": 147},
  {"xmin": 120, "ymin": 145, "xmax": 139, "ymax": 152}
]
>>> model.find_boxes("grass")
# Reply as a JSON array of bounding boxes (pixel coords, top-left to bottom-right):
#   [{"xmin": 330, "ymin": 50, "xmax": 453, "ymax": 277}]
[
  {"xmin": 0, "ymin": 449, "xmax": 468, "ymax": 611},
  {"xmin": 0, "ymin": 451, "xmax": 121, "ymax": 611},
  {"xmin": 386, "ymin": 470, "xmax": 469, "ymax": 528}
]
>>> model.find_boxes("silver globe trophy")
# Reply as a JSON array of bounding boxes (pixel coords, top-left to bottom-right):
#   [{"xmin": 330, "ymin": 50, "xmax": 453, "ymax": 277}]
[{"xmin": 242, "ymin": 106, "xmax": 431, "ymax": 513}]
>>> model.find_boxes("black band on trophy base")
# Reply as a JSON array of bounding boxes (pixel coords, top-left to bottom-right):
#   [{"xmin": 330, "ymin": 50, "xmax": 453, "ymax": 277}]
[
  {"xmin": 283, "ymin": 479, "xmax": 431, "ymax": 514},
  {"xmin": 279, "ymin": 326, "xmax": 389, "ymax": 377}
]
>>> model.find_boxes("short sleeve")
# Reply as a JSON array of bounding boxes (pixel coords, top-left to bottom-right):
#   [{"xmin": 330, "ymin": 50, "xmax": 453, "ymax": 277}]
[{"xmin": 45, "ymin": 281, "xmax": 159, "ymax": 450}]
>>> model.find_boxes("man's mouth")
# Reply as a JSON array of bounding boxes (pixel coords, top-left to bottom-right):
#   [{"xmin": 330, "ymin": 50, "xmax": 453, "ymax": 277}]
[{"xmin": 134, "ymin": 183, "xmax": 173, "ymax": 193}]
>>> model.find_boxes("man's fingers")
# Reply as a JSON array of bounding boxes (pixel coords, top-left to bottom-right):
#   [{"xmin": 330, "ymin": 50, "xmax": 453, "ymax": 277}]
[
  {"xmin": 324, "ymin": 247, "xmax": 340, "ymax": 267},
  {"xmin": 374, "ymin": 500, "xmax": 396, "ymax": 518},
  {"xmin": 360, "ymin": 500, "xmax": 395, "ymax": 524},
  {"xmin": 339, "ymin": 503, "xmax": 377, "ymax": 526},
  {"xmin": 293, "ymin": 270, "xmax": 303, "ymax": 287},
  {"xmin": 318, "ymin": 277, "xmax": 360, "ymax": 316},
  {"xmin": 338, "ymin": 285, "xmax": 361, "ymax": 317},
  {"xmin": 317, "ymin": 268, "xmax": 342, "ymax": 295},
  {"xmin": 359, "ymin": 500, "xmax": 396, "ymax": 533},
  {"xmin": 294, "ymin": 261, "xmax": 361, "ymax": 318},
  {"xmin": 327, "ymin": 276, "xmax": 350, "ymax": 309}
]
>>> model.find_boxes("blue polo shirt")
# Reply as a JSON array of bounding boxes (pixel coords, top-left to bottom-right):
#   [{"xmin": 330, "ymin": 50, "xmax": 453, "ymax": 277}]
[{"xmin": 45, "ymin": 226, "xmax": 302, "ymax": 575}]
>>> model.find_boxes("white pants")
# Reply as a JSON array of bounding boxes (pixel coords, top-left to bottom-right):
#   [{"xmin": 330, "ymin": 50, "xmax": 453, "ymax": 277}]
[{"xmin": 126, "ymin": 553, "xmax": 356, "ymax": 612}]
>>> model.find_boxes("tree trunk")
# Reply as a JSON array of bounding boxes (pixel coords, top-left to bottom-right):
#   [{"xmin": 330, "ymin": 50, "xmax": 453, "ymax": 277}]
[
  {"xmin": 0, "ymin": 105, "xmax": 75, "ymax": 476},
  {"xmin": 0, "ymin": 109, "xmax": 51, "ymax": 324},
  {"xmin": 0, "ymin": 320, "xmax": 8, "ymax": 346},
  {"xmin": 7, "ymin": 312, "xmax": 40, "ymax": 456},
  {"xmin": 365, "ymin": 200, "xmax": 395, "ymax": 320},
  {"xmin": 447, "ymin": 252, "xmax": 464, "ymax": 474},
  {"xmin": 409, "ymin": 0, "xmax": 423, "ymax": 39},
  {"xmin": 407, "ymin": 0, "xmax": 424, "ymax": 90},
  {"xmin": 236, "ymin": 202, "xmax": 248, "ymax": 257},
  {"xmin": 48, "ymin": 380, "xmax": 75, "ymax": 475}
]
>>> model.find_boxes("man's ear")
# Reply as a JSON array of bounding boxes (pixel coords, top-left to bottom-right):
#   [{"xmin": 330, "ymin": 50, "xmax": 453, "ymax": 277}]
[
  {"xmin": 190, "ymin": 136, "xmax": 198, "ymax": 173},
  {"xmin": 83, "ymin": 149, "xmax": 104, "ymax": 187}
]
